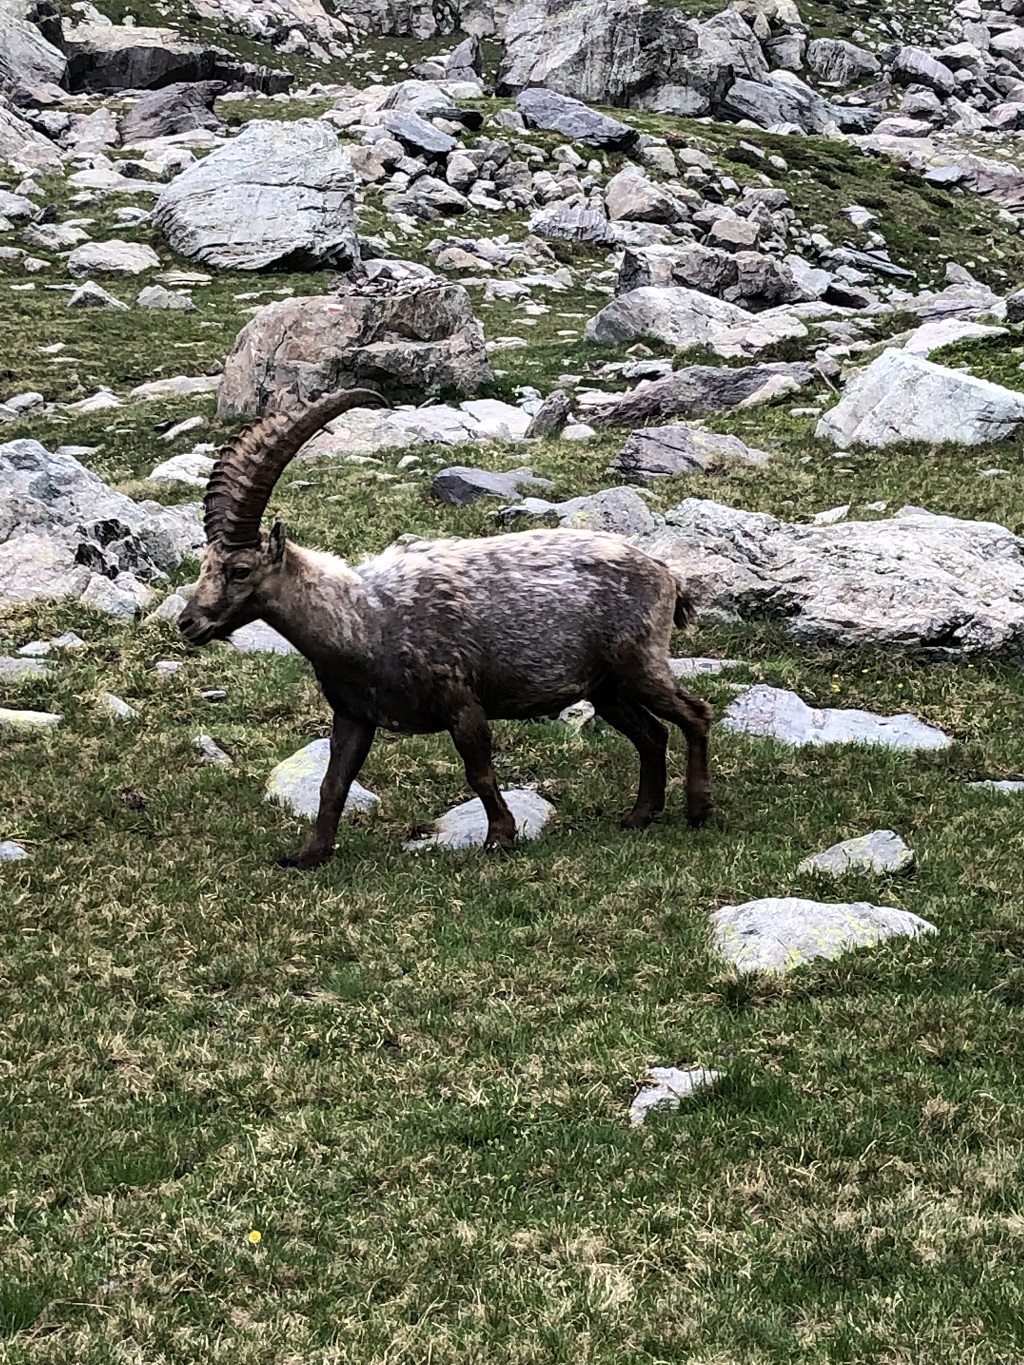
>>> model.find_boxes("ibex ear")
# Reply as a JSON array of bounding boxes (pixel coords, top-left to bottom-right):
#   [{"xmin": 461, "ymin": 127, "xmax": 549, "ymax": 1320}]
[{"xmin": 268, "ymin": 520, "xmax": 287, "ymax": 565}]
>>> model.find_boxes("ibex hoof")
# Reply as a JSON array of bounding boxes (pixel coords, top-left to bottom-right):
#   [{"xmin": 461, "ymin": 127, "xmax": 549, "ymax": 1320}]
[
  {"xmin": 278, "ymin": 847, "xmax": 333, "ymax": 871},
  {"xmin": 687, "ymin": 799, "xmax": 714, "ymax": 829},
  {"xmin": 621, "ymin": 809, "xmax": 661, "ymax": 830},
  {"xmin": 484, "ymin": 829, "xmax": 517, "ymax": 852}
]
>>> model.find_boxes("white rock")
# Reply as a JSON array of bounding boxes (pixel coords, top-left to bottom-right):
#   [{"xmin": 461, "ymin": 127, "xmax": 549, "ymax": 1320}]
[
  {"xmin": 68, "ymin": 281, "xmax": 128, "ymax": 310},
  {"xmin": 148, "ymin": 450, "xmax": 216, "ymax": 486},
  {"xmin": 817, "ymin": 348, "xmax": 1024, "ymax": 449},
  {"xmin": 80, "ymin": 573, "xmax": 155, "ymax": 619},
  {"xmin": 629, "ymin": 1066, "xmax": 721, "ymax": 1126},
  {"xmin": 265, "ymin": 738, "xmax": 379, "ymax": 820},
  {"xmin": 712, "ymin": 897, "xmax": 937, "ymax": 974},
  {"xmin": 193, "ymin": 734, "xmax": 232, "ymax": 765},
  {"xmin": 228, "ymin": 621, "xmax": 295, "ymax": 654},
  {"xmin": 100, "ymin": 691, "xmax": 139, "ymax": 720},
  {"xmin": 130, "ymin": 375, "xmax": 220, "ymax": 400},
  {"xmin": 143, "ymin": 592, "xmax": 188, "ymax": 624},
  {"xmin": 797, "ymin": 830, "xmax": 915, "ymax": 877},
  {"xmin": 0, "ymin": 707, "xmax": 62, "ymax": 729},
  {"xmin": 0, "ymin": 840, "xmax": 29, "ymax": 861},
  {"xmin": 722, "ymin": 685, "xmax": 951, "ymax": 751},
  {"xmin": 67, "ymin": 240, "xmax": 161, "ymax": 277},
  {"xmin": 903, "ymin": 318, "xmax": 1007, "ymax": 357},
  {"xmin": 404, "ymin": 788, "xmax": 555, "ymax": 851}
]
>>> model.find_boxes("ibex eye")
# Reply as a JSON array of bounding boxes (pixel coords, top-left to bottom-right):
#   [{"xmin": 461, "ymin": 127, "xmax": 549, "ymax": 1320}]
[{"xmin": 231, "ymin": 565, "xmax": 252, "ymax": 581}]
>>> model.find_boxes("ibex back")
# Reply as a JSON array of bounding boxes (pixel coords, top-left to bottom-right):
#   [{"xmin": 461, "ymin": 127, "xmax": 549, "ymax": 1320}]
[{"xmin": 178, "ymin": 390, "xmax": 713, "ymax": 869}]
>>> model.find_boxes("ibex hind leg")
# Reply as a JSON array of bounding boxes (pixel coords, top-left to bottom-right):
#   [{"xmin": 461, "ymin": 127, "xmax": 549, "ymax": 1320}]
[
  {"xmin": 449, "ymin": 703, "xmax": 518, "ymax": 850},
  {"xmin": 279, "ymin": 717, "xmax": 376, "ymax": 870},
  {"xmin": 590, "ymin": 682, "xmax": 668, "ymax": 829},
  {"xmin": 620, "ymin": 671, "xmax": 714, "ymax": 828}
]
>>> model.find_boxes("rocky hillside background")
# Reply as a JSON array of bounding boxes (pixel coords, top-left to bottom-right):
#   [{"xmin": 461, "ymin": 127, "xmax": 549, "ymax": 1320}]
[{"xmin": 7, "ymin": 0, "xmax": 1024, "ymax": 1358}]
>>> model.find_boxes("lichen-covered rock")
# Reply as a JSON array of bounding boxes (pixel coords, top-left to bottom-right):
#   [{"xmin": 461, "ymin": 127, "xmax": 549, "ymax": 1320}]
[
  {"xmin": 712, "ymin": 897, "xmax": 937, "ymax": 974},
  {"xmin": 153, "ymin": 119, "xmax": 358, "ymax": 271},
  {"xmin": 817, "ymin": 349, "xmax": 1024, "ymax": 449},
  {"xmin": 265, "ymin": 739, "xmax": 379, "ymax": 820},
  {"xmin": 797, "ymin": 830, "xmax": 916, "ymax": 877},
  {"xmin": 216, "ymin": 278, "xmax": 491, "ymax": 418}
]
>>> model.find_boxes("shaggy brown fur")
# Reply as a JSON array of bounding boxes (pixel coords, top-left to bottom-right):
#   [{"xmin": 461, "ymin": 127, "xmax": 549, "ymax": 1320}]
[{"xmin": 179, "ymin": 393, "xmax": 713, "ymax": 868}]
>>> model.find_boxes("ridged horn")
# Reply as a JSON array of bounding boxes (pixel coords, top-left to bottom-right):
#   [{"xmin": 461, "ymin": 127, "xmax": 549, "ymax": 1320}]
[{"xmin": 204, "ymin": 387, "xmax": 388, "ymax": 548}]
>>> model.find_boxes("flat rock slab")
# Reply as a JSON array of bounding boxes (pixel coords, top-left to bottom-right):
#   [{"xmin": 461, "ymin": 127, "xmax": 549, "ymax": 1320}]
[
  {"xmin": 265, "ymin": 739, "xmax": 379, "ymax": 820},
  {"xmin": 630, "ymin": 1066, "xmax": 721, "ymax": 1127},
  {"xmin": 0, "ymin": 840, "xmax": 29, "ymax": 861},
  {"xmin": 713, "ymin": 897, "xmax": 937, "ymax": 974},
  {"xmin": 669, "ymin": 657, "xmax": 746, "ymax": 677},
  {"xmin": 229, "ymin": 621, "xmax": 295, "ymax": 655},
  {"xmin": 432, "ymin": 466, "xmax": 552, "ymax": 507},
  {"xmin": 722, "ymin": 685, "xmax": 951, "ymax": 751},
  {"xmin": 798, "ymin": 830, "xmax": 915, "ymax": 877},
  {"xmin": 611, "ymin": 423, "xmax": 769, "ymax": 482},
  {"xmin": 817, "ymin": 348, "xmax": 1024, "ymax": 449},
  {"xmin": 0, "ymin": 657, "xmax": 50, "ymax": 681},
  {"xmin": 405, "ymin": 788, "xmax": 555, "ymax": 852},
  {"xmin": 515, "ymin": 88, "xmax": 638, "ymax": 150},
  {"xmin": 0, "ymin": 707, "xmax": 62, "ymax": 730}
]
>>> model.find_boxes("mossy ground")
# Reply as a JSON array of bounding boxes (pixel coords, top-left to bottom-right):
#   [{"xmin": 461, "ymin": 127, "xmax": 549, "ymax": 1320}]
[{"xmin": 7, "ymin": 82, "xmax": 1024, "ymax": 1365}]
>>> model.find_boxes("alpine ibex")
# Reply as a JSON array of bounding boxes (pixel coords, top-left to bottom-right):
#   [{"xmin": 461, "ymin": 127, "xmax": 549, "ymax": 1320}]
[{"xmin": 178, "ymin": 389, "xmax": 713, "ymax": 869}]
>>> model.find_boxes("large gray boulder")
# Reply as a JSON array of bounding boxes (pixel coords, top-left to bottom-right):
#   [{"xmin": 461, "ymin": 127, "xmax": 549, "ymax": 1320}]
[
  {"xmin": 712, "ymin": 897, "xmax": 937, "ymax": 975},
  {"xmin": 634, "ymin": 498, "xmax": 1024, "ymax": 661},
  {"xmin": 891, "ymin": 45, "xmax": 956, "ymax": 97},
  {"xmin": 0, "ymin": 0, "xmax": 67, "ymax": 89},
  {"xmin": 584, "ymin": 286, "xmax": 807, "ymax": 357},
  {"xmin": 153, "ymin": 119, "xmax": 358, "ymax": 271},
  {"xmin": 0, "ymin": 438, "xmax": 202, "ymax": 610},
  {"xmin": 217, "ymin": 276, "xmax": 491, "ymax": 418},
  {"xmin": 497, "ymin": 0, "xmax": 734, "ymax": 117},
  {"xmin": 611, "ymin": 424, "xmax": 769, "ymax": 481},
  {"xmin": 118, "ymin": 81, "xmax": 225, "ymax": 143},
  {"xmin": 0, "ymin": 99, "xmax": 62, "ymax": 169},
  {"xmin": 717, "ymin": 75, "xmax": 877, "ymax": 133},
  {"xmin": 805, "ymin": 37, "xmax": 879, "ymax": 86},
  {"xmin": 618, "ymin": 243, "xmax": 737, "ymax": 296},
  {"xmin": 816, "ymin": 348, "xmax": 1024, "ymax": 449},
  {"xmin": 696, "ymin": 9, "xmax": 769, "ymax": 81},
  {"xmin": 587, "ymin": 362, "xmax": 814, "ymax": 425},
  {"xmin": 515, "ymin": 88, "xmax": 638, "ymax": 149},
  {"xmin": 62, "ymin": 20, "xmax": 290, "ymax": 92}
]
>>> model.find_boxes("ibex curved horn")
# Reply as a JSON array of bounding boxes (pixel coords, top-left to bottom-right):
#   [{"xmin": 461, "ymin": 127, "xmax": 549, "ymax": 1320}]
[{"xmin": 204, "ymin": 387, "xmax": 388, "ymax": 548}]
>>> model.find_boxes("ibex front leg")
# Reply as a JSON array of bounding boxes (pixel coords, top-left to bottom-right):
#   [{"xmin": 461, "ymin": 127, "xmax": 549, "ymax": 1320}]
[
  {"xmin": 450, "ymin": 703, "xmax": 517, "ymax": 850},
  {"xmin": 279, "ymin": 715, "xmax": 376, "ymax": 870}
]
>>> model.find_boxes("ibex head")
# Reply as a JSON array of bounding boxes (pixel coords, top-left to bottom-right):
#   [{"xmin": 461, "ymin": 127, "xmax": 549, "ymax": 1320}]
[{"xmin": 179, "ymin": 388, "xmax": 385, "ymax": 647}]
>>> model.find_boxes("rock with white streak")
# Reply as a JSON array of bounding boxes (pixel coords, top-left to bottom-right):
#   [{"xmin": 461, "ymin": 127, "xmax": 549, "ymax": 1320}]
[
  {"xmin": 817, "ymin": 349, "xmax": 1024, "ymax": 449},
  {"xmin": 712, "ymin": 897, "xmax": 937, "ymax": 974}
]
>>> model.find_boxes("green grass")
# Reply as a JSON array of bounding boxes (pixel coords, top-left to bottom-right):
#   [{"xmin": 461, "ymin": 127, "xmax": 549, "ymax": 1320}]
[{"xmin": 9, "ymin": 85, "xmax": 1024, "ymax": 1365}]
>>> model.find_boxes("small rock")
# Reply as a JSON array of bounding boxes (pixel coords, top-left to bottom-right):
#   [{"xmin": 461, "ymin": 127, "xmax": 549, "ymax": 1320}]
[
  {"xmin": 432, "ymin": 465, "xmax": 552, "ymax": 507},
  {"xmin": 629, "ymin": 1066, "xmax": 721, "ymax": 1127},
  {"xmin": 67, "ymin": 241, "xmax": 161, "ymax": 277},
  {"xmin": 228, "ymin": 621, "xmax": 295, "ymax": 654},
  {"xmin": 558, "ymin": 699, "xmax": 595, "ymax": 731},
  {"xmin": 967, "ymin": 779, "xmax": 1024, "ymax": 793},
  {"xmin": 812, "ymin": 504, "xmax": 850, "ymax": 526},
  {"xmin": 100, "ymin": 691, "xmax": 139, "ymax": 720},
  {"xmin": 154, "ymin": 659, "xmax": 182, "ymax": 678},
  {"xmin": 53, "ymin": 632, "xmax": 86, "ymax": 651},
  {"xmin": 69, "ymin": 281, "xmax": 128, "ymax": 310},
  {"xmin": 797, "ymin": 830, "xmax": 915, "ymax": 877},
  {"xmin": 80, "ymin": 574, "xmax": 154, "ymax": 619},
  {"xmin": 193, "ymin": 734, "xmax": 232, "ymax": 765},
  {"xmin": 669, "ymin": 658, "xmax": 745, "ymax": 677},
  {"xmin": 200, "ymin": 688, "xmax": 227, "ymax": 703},
  {"xmin": 0, "ymin": 840, "xmax": 29, "ymax": 862},
  {"xmin": 0, "ymin": 707, "xmax": 62, "ymax": 730},
  {"xmin": 137, "ymin": 284, "xmax": 195, "ymax": 310},
  {"xmin": 143, "ymin": 593, "xmax": 188, "ymax": 625},
  {"xmin": 266, "ymin": 738, "xmax": 380, "ymax": 820},
  {"xmin": 712, "ymin": 897, "xmax": 937, "ymax": 974}
]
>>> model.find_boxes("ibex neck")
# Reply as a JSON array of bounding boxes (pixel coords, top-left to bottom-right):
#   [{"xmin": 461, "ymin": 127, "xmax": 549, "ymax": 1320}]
[{"xmin": 257, "ymin": 543, "xmax": 366, "ymax": 662}]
